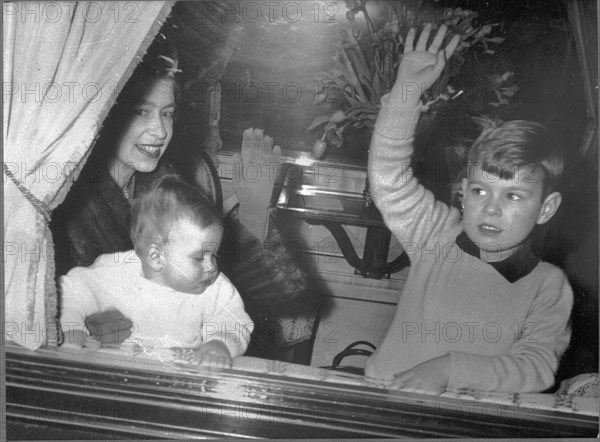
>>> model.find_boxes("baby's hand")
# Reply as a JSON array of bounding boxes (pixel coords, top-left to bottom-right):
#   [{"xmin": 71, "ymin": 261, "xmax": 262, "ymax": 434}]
[
  {"xmin": 193, "ymin": 340, "xmax": 232, "ymax": 368},
  {"xmin": 62, "ymin": 329, "xmax": 101, "ymax": 351},
  {"xmin": 389, "ymin": 354, "xmax": 450, "ymax": 395}
]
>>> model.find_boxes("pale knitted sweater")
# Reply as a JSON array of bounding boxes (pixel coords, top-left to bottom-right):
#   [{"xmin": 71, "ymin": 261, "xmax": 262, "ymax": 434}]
[
  {"xmin": 60, "ymin": 251, "xmax": 254, "ymax": 358},
  {"xmin": 365, "ymin": 95, "xmax": 573, "ymax": 392}
]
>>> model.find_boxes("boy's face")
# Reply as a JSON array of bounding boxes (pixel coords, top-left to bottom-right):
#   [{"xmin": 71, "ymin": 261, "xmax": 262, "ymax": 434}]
[
  {"xmin": 159, "ymin": 218, "xmax": 223, "ymax": 294},
  {"xmin": 461, "ymin": 165, "xmax": 561, "ymax": 261}
]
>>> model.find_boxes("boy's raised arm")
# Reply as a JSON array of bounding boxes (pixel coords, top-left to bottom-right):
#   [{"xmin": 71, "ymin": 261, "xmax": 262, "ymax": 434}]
[{"xmin": 368, "ymin": 25, "xmax": 461, "ymax": 246}]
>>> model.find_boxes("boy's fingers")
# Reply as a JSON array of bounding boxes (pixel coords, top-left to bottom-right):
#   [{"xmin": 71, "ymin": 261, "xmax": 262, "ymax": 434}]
[
  {"xmin": 403, "ymin": 28, "xmax": 416, "ymax": 53},
  {"xmin": 444, "ymin": 34, "xmax": 461, "ymax": 60},
  {"xmin": 431, "ymin": 51, "xmax": 447, "ymax": 79},
  {"xmin": 416, "ymin": 23, "xmax": 432, "ymax": 52},
  {"xmin": 428, "ymin": 24, "xmax": 448, "ymax": 54},
  {"xmin": 430, "ymin": 33, "xmax": 460, "ymax": 80},
  {"xmin": 217, "ymin": 356, "xmax": 233, "ymax": 369}
]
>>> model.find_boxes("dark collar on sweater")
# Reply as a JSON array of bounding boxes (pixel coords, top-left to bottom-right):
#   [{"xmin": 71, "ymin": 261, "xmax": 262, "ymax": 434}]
[{"xmin": 456, "ymin": 232, "xmax": 540, "ymax": 283}]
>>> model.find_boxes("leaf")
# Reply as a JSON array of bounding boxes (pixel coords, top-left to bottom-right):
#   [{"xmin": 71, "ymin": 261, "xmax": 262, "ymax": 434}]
[
  {"xmin": 313, "ymin": 91, "xmax": 328, "ymax": 105},
  {"xmin": 344, "ymin": 93, "xmax": 364, "ymax": 107},
  {"xmin": 485, "ymin": 37, "xmax": 505, "ymax": 44},
  {"xmin": 372, "ymin": 73, "xmax": 382, "ymax": 99},
  {"xmin": 344, "ymin": 30, "xmax": 372, "ymax": 80},
  {"xmin": 307, "ymin": 115, "xmax": 331, "ymax": 132},
  {"xmin": 340, "ymin": 48, "xmax": 368, "ymax": 102},
  {"xmin": 359, "ymin": 74, "xmax": 378, "ymax": 102}
]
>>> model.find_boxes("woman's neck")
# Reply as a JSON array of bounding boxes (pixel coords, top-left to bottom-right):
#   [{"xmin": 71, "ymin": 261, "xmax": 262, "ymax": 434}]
[{"xmin": 108, "ymin": 159, "xmax": 135, "ymax": 189}]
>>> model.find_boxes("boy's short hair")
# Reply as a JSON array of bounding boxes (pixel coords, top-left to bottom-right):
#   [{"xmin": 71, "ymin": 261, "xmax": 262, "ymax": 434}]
[
  {"xmin": 467, "ymin": 120, "xmax": 565, "ymax": 196},
  {"xmin": 130, "ymin": 174, "xmax": 222, "ymax": 254}
]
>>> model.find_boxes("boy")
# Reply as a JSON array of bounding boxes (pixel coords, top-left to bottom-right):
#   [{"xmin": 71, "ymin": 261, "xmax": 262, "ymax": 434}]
[
  {"xmin": 60, "ymin": 175, "xmax": 254, "ymax": 367},
  {"xmin": 365, "ymin": 24, "xmax": 572, "ymax": 394}
]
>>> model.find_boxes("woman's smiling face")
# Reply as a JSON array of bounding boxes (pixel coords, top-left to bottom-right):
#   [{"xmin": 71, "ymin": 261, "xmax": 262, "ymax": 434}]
[{"xmin": 113, "ymin": 77, "xmax": 176, "ymax": 174}]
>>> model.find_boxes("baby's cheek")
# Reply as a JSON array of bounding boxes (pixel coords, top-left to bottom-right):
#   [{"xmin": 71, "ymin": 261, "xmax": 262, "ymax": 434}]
[{"xmin": 182, "ymin": 263, "xmax": 201, "ymax": 280}]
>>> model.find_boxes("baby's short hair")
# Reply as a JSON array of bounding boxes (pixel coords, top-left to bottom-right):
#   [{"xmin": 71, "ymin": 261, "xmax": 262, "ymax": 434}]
[
  {"xmin": 130, "ymin": 174, "xmax": 222, "ymax": 254},
  {"xmin": 467, "ymin": 120, "xmax": 565, "ymax": 196}
]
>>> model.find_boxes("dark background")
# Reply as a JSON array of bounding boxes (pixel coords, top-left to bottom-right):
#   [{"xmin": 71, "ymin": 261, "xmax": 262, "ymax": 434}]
[{"xmin": 164, "ymin": 0, "xmax": 589, "ymax": 160}]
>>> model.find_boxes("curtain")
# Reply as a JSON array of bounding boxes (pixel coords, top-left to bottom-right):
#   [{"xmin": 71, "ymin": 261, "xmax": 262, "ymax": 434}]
[
  {"xmin": 4, "ymin": 1, "xmax": 174, "ymax": 349},
  {"xmin": 567, "ymin": 0, "xmax": 598, "ymax": 159}
]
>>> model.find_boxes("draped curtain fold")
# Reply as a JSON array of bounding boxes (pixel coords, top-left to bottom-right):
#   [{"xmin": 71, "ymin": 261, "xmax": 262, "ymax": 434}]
[
  {"xmin": 567, "ymin": 0, "xmax": 598, "ymax": 159},
  {"xmin": 4, "ymin": 1, "xmax": 174, "ymax": 349}
]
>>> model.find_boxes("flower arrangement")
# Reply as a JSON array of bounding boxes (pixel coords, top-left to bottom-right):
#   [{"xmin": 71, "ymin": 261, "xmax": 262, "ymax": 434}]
[{"xmin": 308, "ymin": 0, "xmax": 517, "ymax": 159}]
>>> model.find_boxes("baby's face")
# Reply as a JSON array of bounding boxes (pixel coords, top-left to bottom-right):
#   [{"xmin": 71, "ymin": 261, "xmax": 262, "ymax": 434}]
[
  {"xmin": 461, "ymin": 164, "xmax": 553, "ymax": 260},
  {"xmin": 160, "ymin": 218, "xmax": 223, "ymax": 294}
]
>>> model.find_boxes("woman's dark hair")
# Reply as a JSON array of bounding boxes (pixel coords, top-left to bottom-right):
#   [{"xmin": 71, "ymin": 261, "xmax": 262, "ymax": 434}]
[
  {"xmin": 84, "ymin": 38, "xmax": 181, "ymax": 171},
  {"xmin": 116, "ymin": 38, "xmax": 181, "ymax": 108}
]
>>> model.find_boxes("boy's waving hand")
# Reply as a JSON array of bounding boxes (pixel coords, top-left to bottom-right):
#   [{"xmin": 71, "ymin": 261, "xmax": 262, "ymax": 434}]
[{"xmin": 391, "ymin": 24, "xmax": 461, "ymax": 108}]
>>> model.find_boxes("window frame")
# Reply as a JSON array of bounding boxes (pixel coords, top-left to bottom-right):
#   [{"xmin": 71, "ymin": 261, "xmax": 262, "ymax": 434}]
[{"xmin": 5, "ymin": 342, "xmax": 597, "ymax": 438}]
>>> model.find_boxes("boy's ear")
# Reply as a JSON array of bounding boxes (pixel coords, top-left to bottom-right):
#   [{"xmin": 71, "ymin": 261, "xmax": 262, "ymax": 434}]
[
  {"xmin": 536, "ymin": 191, "xmax": 562, "ymax": 225},
  {"xmin": 146, "ymin": 244, "xmax": 165, "ymax": 272}
]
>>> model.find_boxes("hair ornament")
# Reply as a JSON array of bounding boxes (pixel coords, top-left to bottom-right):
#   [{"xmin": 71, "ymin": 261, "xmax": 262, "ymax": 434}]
[{"xmin": 157, "ymin": 55, "xmax": 182, "ymax": 77}]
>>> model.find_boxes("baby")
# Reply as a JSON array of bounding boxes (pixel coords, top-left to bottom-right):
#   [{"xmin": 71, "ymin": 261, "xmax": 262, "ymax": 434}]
[{"xmin": 60, "ymin": 174, "xmax": 253, "ymax": 367}]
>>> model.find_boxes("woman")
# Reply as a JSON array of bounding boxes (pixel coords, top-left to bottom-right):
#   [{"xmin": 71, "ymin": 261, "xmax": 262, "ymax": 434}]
[
  {"xmin": 52, "ymin": 42, "xmax": 317, "ymax": 362},
  {"xmin": 52, "ymin": 43, "xmax": 178, "ymax": 276}
]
